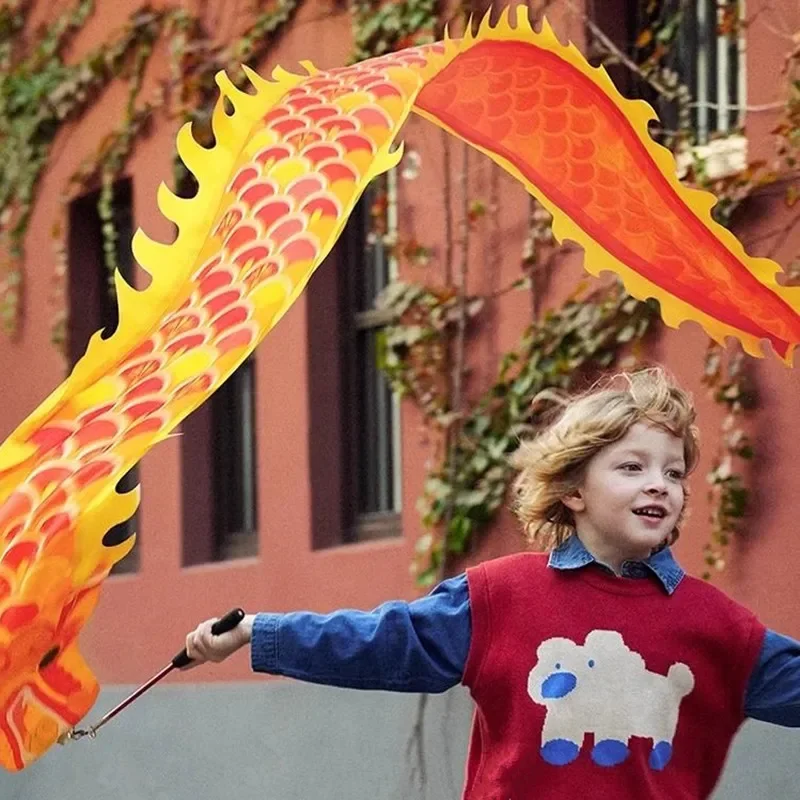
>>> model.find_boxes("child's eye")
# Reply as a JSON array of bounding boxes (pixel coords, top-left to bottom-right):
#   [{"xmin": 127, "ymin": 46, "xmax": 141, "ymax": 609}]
[
  {"xmin": 620, "ymin": 463, "xmax": 641, "ymax": 472},
  {"xmin": 667, "ymin": 469, "xmax": 685, "ymax": 480}
]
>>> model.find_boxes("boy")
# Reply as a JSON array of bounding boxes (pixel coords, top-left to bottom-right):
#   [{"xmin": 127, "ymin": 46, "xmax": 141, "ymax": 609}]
[{"xmin": 185, "ymin": 368, "xmax": 800, "ymax": 798}]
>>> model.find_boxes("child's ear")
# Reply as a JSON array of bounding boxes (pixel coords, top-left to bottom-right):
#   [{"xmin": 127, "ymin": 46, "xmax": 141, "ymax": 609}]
[{"xmin": 561, "ymin": 491, "xmax": 585, "ymax": 513}]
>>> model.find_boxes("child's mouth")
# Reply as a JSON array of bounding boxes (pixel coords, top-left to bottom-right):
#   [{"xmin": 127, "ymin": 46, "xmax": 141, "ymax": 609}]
[{"xmin": 632, "ymin": 506, "xmax": 667, "ymax": 520}]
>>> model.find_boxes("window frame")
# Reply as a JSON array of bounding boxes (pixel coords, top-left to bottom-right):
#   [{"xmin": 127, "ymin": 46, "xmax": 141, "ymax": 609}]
[
  {"xmin": 690, "ymin": 0, "xmax": 747, "ymax": 144},
  {"xmin": 345, "ymin": 170, "xmax": 403, "ymax": 539},
  {"xmin": 308, "ymin": 170, "xmax": 403, "ymax": 547}
]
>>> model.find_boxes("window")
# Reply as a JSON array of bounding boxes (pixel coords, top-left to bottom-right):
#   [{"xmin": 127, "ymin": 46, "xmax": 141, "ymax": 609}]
[
  {"xmin": 343, "ymin": 174, "xmax": 402, "ymax": 528},
  {"xmin": 67, "ymin": 179, "xmax": 139, "ymax": 574},
  {"xmin": 308, "ymin": 172, "xmax": 402, "ymax": 546},
  {"xmin": 210, "ymin": 357, "xmax": 258, "ymax": 558},
  {"xmin": 670, "ymin": 0, "xmax": 745, "ymax": 143},
  {"xmin": 603, "ymin": 0, "xmax": 746, "ymax": 145}
]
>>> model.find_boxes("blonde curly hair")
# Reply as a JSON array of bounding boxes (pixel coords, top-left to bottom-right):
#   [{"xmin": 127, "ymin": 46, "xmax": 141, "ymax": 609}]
[{"xmin": 510, "ymin": 367, "xmax": 700, "ymax": 552}]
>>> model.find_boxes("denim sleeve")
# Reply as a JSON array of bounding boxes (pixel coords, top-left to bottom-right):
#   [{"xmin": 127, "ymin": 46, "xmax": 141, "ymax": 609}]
[
  {"xmin": 745, "ymin": 628, "xmax": 800, "ymax": 726},
  {"xmin": 250, "ymin": 573, "xmax": 471, "ymax": 693}
]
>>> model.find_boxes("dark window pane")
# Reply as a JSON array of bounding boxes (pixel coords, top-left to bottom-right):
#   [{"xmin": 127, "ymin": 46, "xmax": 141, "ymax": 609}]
[
  {"xmin": 624, "ymin": 0, "xmax": 740, "ymax": 143},
  {"xmin": 182, "ymin": 356, "xmax": 258, "ymax": 564},
  {"xmin": 68, "ymin": 180, "xmax": 134, "ymax": 362},
  {"xmin": 355, "ymin": 328, "xmax": 395, "ymax": 515},
  {"xmin": 352, "ymin": 181, "xmax": 392, "ymax": 312},
  {"xmin": 211, "ymin": 357, "xmax": 258, "ymax": 541},
  {"xmin": 674, "ymin": 2, "xmax": 698, "ymax": 134},
  {"xmin": 338, "ymin": 177, "xmax": 400, "ymax": 530},
  {"xmin": 705, "ymin": 0, "xmax": 719, "ymax": 135},
  {"xmin": 727, "ymin": 31, "xmax": 740, "ymax": 127}
]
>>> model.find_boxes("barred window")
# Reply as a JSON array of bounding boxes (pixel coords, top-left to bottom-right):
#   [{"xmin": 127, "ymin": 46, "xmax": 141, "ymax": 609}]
[
  {"xmin": 603, "ymin": 0, "xmax": 746, "ymax": 144},
  {"xmin": 672, "ymin": 0, "xmax": 745, "ymax": 142}
]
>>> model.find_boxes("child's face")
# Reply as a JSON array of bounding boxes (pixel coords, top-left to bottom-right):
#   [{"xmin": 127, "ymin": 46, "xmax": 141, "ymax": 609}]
[{"xmin": 562, "ymin": 422, "xmax": 687, "ymax": 571}]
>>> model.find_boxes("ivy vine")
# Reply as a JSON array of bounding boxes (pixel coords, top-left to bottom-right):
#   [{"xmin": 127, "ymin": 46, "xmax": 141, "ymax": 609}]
[
  {"xmin": 349, "ymin": 0, "xmax": 438, "ymax": 63},
  {"xmin": 0, "ymin": 0, "xmax": 162, "ymax": 332},
  {"xmin": 700, "ymin": 343, "xmax": 755, "ymax": 578}
]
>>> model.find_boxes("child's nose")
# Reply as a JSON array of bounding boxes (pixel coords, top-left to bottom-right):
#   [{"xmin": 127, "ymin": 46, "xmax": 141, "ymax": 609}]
[{"xmin": 644, "ymin": 475, "xmax": 667, "ymax": 493}]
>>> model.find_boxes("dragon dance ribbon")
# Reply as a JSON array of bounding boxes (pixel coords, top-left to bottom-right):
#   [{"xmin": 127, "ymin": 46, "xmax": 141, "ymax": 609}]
[{"xmin": 0, "ymin": 7, "xmax": 796, "ymax": 770}]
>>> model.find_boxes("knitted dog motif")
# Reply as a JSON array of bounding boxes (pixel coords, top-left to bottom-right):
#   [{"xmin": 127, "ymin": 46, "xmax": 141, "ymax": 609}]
[{"xmin": 527, "ymin": 630, "xmax": 695, "ymax": 770}]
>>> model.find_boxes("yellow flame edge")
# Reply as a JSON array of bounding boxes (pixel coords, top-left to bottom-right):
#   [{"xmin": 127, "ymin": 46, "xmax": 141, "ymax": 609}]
[{"xmin": 426, "ymin": 6, "xmax": 799, "ymax": 363}]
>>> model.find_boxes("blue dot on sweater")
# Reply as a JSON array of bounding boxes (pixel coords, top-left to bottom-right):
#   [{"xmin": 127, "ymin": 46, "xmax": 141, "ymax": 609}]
[
  {"xmin": 649, "ymin": 741, "xmax": 673, "ymax": 770},
  {"xmin": 541, "ymin": 739, "xmax": 579, "ymax": 766},
  {"xmin": 592, "ymin": 739, "xmax": 630, "ymax": 767}
]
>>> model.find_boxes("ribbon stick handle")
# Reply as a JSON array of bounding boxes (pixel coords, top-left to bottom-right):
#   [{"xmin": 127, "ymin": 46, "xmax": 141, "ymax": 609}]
[
  {"xmin": 171, "ymin": 607, "xmax": 245, "ymax": 669},
  {"xmin": 59, "ymin": 607, "xmax": 248, "ymax": 743}
]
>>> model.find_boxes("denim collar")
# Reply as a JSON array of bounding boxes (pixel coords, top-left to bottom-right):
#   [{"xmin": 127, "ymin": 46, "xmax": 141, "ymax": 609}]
[{"xmin": 547, "ymin": 534, "xmax": 684, "ymax": 595}]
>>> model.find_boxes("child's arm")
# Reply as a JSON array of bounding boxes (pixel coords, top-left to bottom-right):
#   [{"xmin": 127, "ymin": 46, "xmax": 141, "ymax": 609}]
[
  {"xmin": 184, "ymin": 574, "xmax": 471, "ymax": 694},
  {"xmin": 745, "ymin": 629, "xmax": 800, "ymax": 726}
]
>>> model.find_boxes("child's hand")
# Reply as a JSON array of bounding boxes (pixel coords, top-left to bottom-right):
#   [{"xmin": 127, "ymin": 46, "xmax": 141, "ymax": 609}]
[{"xmin": 183, "ymin": 613, "xmax": 255, "ymax": 669}]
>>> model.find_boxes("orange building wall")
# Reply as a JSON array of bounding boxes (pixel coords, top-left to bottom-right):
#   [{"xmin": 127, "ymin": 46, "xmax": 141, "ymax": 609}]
[{"xmin": 0, "ymin": 0, "xmax": 797, "ymax": 691}]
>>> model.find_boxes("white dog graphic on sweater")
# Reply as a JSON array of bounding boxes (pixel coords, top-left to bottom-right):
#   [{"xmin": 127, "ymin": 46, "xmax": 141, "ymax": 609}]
[{"xmin": 527, "ymin": 629, "xmax": 694, "ymax": 769}]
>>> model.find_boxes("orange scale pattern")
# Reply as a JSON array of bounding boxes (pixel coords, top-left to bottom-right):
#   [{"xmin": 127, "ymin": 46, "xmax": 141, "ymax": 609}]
[{"xmin": 415, "ymin": 40, "xmax": 799, "ymax": 355}]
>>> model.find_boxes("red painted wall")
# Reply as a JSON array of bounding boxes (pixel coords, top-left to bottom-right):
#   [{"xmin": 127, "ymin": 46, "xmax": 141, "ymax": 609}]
[{"xmin": 0, "ymin": 0, "xmax": 798, "ymax": 689}]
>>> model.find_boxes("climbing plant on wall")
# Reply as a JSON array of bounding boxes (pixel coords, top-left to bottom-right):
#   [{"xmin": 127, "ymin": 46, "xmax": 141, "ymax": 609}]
[{"xmin": 350, "ymin": 0, "xmax": 438, "ymax": 62}]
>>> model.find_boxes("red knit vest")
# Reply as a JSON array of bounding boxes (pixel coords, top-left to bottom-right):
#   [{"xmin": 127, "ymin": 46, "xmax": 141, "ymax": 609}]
[{"xmin": 462, "ymin": 553, "xmax": 765, "ymax": 799}]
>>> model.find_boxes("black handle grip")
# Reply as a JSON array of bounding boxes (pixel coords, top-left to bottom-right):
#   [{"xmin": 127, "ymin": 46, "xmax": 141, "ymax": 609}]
[{"xmin": 172, "ymin": 607, "xmax": 245, "ymax": 669}]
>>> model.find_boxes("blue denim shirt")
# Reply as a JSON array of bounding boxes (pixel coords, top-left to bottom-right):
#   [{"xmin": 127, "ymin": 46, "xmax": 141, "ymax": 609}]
[
  {"xmin": 547, "ymin": 533, "xmax": 686, "ymax": 594},
  {"xmin": 251, "ymin": 535, "xmax": 800, "ymax": 725}
]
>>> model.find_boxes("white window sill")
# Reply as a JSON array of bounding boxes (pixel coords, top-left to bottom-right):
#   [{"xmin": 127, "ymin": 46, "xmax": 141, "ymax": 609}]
[{"xmin": 675, "ymin": 135, "xmax": 748, "ymax": 181}]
